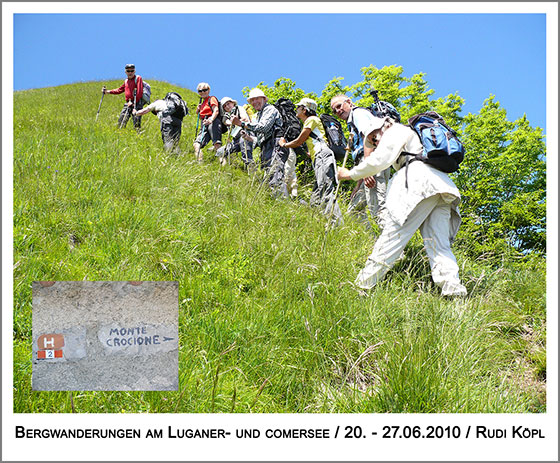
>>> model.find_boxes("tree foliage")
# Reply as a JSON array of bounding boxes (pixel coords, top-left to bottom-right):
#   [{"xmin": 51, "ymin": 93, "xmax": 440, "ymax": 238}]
[
  {"xmin": 454, "ymin": 96, "xmax": 546, "ymax": 255},
  {"xmin": 242, "ymin": 66, "xmax": 546, "ymax": 257}
]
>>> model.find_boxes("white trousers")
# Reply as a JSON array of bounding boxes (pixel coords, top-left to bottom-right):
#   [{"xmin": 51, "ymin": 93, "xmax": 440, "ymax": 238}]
[
  {"xmin": 355, "ymin": 194, "xmax": 467, "ymax": 296},
  {"xmin": 284, "ymin": 148, "xmax": 298, "ymax": 199}
]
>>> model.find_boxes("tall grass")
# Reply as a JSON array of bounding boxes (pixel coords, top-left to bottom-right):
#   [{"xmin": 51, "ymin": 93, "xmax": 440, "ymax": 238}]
[{"xmin": 13, "ymin": 81, "xmax": 546, "ymax": 413}]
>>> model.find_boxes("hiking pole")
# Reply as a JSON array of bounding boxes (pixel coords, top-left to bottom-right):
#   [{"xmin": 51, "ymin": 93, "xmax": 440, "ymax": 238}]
[
  {"xmin": 119, "ymin": 88, "xmax": 136, "ymax": 129},
  {"xmin": 95, "ymin": 87, "xmax": 105, "ymax": 122},
  {"xmin": 222, "ymin": 115, "xmax": 234, "ymax": 167},
  {"xmin": 132, "ymin": 88, "xmax": 138, "ymax": 130},
  {"xmin": 321, "ymin": 132, "xmax": 353, "ymax": 253},
  {"xmin": 194, "ymin": 97, "xmax": 202, "ymax": 142}
]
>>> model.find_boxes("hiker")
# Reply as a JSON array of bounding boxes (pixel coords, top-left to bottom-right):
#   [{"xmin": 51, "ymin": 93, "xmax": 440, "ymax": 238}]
[
  {"xmin": 330, "ymin": 95, "xmax": 392, "ymax": 231},
  {"xmin": 216, "ymin": 96, "xmax": 255, "ymax": 168},
  {"xmin": 337, "ymin": 115, "xmax": 468, "ymax": 297},
  {"xmin": 193, "ymin": 83, "xmax": 222, "ymax": 162},
  {"xmin": 279, "ymin": 98, "xmax": 343, "ymax": 225},
  {"xmin": 230, "ymin": 88, "xmax": 289, "ymax": 198},
  {"xmin": 133, "ymin": 92, "xmax": 188, "ymax": 153},
  {"xmin": 103, "ymin": 64, "xmax": 145, "ymax": 130}
]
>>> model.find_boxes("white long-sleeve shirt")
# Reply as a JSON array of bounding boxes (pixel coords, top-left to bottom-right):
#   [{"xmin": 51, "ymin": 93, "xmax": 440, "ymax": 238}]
[{"xmin": 349, "ymin": 123, "xmax": 463, "ymax": 239}]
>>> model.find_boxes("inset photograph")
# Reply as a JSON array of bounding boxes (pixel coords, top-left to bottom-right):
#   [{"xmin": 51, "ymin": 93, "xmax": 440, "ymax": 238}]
[{"xmin": 32, "ymin": 281, "xmax": 178, "ymax": 391}]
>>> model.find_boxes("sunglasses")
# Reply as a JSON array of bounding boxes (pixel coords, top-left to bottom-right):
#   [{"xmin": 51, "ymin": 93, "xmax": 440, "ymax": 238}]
[
  {"xmin": 198, "ymin": 88, "xmax": 209, "ymax": 93},
  {"xmin": 126, "ymin": 70, "xmax": 135, "ymax": 73}
]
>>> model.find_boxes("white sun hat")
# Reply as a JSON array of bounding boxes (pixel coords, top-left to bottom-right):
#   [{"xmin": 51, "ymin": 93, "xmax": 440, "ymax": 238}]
[
  {"xmin": 220, "ymin": 96, "xmax": 237, "ymax": 107},
  {"xmin": 295, "ymin": 98, "xmax": 318, "ymax": 113},
  {"xmin": 248, "ymin": 88, "xmax": 266, "ymax": 100}
]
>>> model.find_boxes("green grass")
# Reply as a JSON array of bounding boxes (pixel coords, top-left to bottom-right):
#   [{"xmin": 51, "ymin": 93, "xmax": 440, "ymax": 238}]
[{"xmin": 13, "ymin": 81, "xmax": 546, "ymax": 413}]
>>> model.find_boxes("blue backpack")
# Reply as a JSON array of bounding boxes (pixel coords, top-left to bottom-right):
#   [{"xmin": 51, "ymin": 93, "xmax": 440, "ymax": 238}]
[{"xmin": 406, "ymin": 111, "xmax": 464, "ymax": 173}]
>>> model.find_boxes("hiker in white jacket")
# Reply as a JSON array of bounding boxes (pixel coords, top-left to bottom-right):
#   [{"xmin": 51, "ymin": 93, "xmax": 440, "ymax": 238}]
[{"xmin": 337, "ymin": 116, "xmax": 468, "ymax": 297}]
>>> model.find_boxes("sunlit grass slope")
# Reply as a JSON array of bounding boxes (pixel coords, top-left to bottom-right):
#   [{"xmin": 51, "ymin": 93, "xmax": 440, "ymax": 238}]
[{"xmin": 13, "ymin": 81, "xmax": 546, "ymax": 413}]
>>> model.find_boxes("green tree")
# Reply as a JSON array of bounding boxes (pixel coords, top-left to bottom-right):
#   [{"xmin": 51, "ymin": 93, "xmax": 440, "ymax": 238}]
[{"xmin": 454, "ymin": 96, "xmax": 546, "ymax": 255}]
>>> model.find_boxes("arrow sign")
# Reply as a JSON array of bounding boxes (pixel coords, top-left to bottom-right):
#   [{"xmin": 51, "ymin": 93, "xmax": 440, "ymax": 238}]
[{"xmin": 163, "ymin": 336, "xmax": 174, "ymax": 342}]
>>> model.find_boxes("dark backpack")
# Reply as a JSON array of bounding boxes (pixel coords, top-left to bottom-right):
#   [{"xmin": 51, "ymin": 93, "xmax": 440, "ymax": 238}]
[
  {"xmin": 163, "ymin": 92, "xmax": 188, "ymax": 120},
  {"xmin": 319, "ymin": 114, "xmax": 347, "ymax": 160},
  {"xmin": 217, "ymin": 100, "xmax": 229, "ymax": 134},
  {"xmin": 352, "ymin": 100, "xmax": 401, "ymax": 124},
  {"xmin": 369, "ymin": 100, "xmax": 401, "ymax": 122},
  {"xmin": 405, "ymin": 111, "xmax": 465, "ymax": 173},
  {"xmin": 273, "ymin": 98, "xmax": 301, "ymax": 141}
]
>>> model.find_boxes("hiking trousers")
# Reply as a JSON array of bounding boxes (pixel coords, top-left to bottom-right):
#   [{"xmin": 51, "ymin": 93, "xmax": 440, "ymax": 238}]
[
  {"xmin": 347, "ymin": 167, "xmax": 390, "ymax": 231},
  {"xmin": 118, "ymin": 101, "xmax": 144, "ymax": 129},
  {"xmin": 222, "ymin": 135, "xmax": 254, "ymax": 165},
  {"xmin": 284, "ymin": 148, "xmax": 298, "ymax": 199},
  {"xmin": 195, "ymin": 116, "xmax": 223, "ymax": 148},
  {"xmin": 310, "ymin": 145, "xmax": 343, "ymax": 226},
  {"xmin": 259, "ymin": 137, "xmax": 276, "ymax": 170},
  {"xmin": 355, "ymin": 193, "xmax": 467, "ymax": 296},
  {"xmin": 267, "ymin": 138, "xmax": 290, "ymax": 199},
  {"xmin": 161, "ymin": 121, "xmax": 181, "ymax": 152}
]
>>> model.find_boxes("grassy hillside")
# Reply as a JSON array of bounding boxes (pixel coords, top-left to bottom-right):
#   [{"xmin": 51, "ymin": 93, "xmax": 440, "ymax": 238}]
[{"xmin": 13, "ymin": 81, "xmax": 546, "ymax": 413}]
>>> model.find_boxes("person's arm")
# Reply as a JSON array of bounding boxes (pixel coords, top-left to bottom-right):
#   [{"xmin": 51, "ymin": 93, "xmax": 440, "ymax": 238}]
[
  {"xmin": 347, "ymin": 125, "xmax": 408, "ymax": 180},
  {"xmin": 279, "ymin": 128, "xmax": 311, "ymax": 148},
  {"xmin": 244, "ymin": 105, "xmax": 278, "ymax": 135},
  {"xmin": 104, "ymin": 82, "xmax": 125, "ymax": 95},
  {"xmin": 133, "ymin": 100, "xmax": 163, "ymax": 117},
  {"xmin": 133, "ymin": 105, "xmax": 152, "ymax": 117}
]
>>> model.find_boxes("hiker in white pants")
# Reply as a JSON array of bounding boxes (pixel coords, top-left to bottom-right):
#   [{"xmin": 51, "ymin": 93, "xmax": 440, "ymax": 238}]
[{"xmin": 337, "ymin": 116, "xmax": 467, "ymax": 297}]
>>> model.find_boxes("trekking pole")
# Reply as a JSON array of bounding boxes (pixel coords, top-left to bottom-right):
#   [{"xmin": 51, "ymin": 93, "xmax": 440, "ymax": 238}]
[
  {"xmin": 321, "ymin": 132, "xmax": 353, "ymax": 253},
  {"xmin": 222, "ymin": 115, "xmax": 234, "ymax": 167},
  {"xmin": 194, "ymin": 97, "xmax": 202, "ymax": 142},
  {"xmin": 95, "ymin": 87, "xmax": 105, "ymax": 122},
  {"xmin": 132, "ymin": 88, "xmax": 137, "ymax": 129}
]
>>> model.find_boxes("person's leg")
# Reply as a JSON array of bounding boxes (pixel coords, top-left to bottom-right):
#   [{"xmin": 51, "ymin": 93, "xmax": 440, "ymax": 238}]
[
  {"xmin": 133, "ymin": 101, "xmax": 144, "ymax": 130},
  {"xmin": 355, "ymin": 195, "xmax": 440, "ymax": 290},
  {"xmin": 209, "ymin": 118, "xmax": 223, "ymax": 153},
  {"xmin": 117, "ymin": 103, "xmax": 131, "ymax": 128},
  {"xmin": 268, "ymin": 139, "xmax": 290, "ymax": 199},
  {"xmin": 260, "ymin": 138, "xmax": 274, "ymax": 170},
  {"xmin": 194, "ymin": 124, "xmax": 210, "ymax": 162},
  {"xmin": 240, "ymin": 136, "xmax": 254, "ymax": 166},
  {"xmin": 284, "ymin": 148, "xmax": 298, "ymax": 199},
  {"xmin": 419, "ymin": 196, "xmax": 468, "ymax": 296},
  {"xmin": 162, "ymin": 123, "xmax": 181, "ymax": 153},
  {"xmin": 316, "ymin": 147, "xmax": 343, "ymax": 226},
  {"xmin": 373, "ymin": 167, "xmax": 391, "ymax": 230},
  {"xmin": 346, "ymin": 182, "xmax": 372, "ymax": 231}
]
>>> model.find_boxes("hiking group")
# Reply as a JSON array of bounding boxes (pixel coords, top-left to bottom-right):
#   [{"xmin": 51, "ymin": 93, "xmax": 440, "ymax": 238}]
[{"xmin": 101, "ymin": 64, "xmax": 468, "ymax": 298}]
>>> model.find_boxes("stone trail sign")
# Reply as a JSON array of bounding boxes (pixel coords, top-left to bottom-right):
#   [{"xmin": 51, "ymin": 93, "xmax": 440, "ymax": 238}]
[{"xmin": 32, "ymin": 281, "xmax": 178, "ymax": 391}]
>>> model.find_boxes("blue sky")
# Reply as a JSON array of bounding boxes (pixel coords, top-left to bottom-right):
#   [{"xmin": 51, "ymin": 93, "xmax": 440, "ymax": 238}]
[{"xmin": 11, "ymin": 10, "xmax": 550, "ymax": 131}]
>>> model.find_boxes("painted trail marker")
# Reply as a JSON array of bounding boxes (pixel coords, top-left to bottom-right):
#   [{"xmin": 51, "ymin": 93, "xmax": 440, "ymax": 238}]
[{"xmin": 32, "ymin": 281, "xmax": 178, "ymax": 391}]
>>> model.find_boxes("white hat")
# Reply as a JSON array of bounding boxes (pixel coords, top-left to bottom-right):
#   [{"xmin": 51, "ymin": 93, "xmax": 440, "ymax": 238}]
[
  {"xmin": 295, "ymin": 98, "xmax": 318, "ymax": 113},
  {"xmin": 220, "ymin": 96, "xmax": 237, "ymax": 107},
  {"xmin": 248, "ymin": 88, "xmax": 266, "ymax": 100}
]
